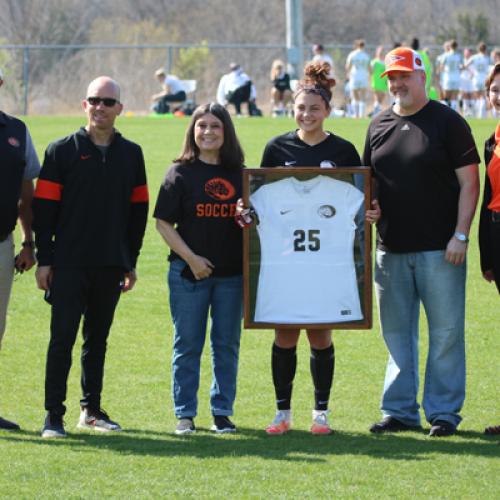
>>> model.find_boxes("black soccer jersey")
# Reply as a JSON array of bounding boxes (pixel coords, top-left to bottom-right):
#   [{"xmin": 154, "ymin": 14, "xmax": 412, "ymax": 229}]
[
  {"xmin": 272, "ymin": 74, "xmax": 291, "ymax": 93},
  {"xmin": 363, "ymin": 100, "xmax": 480, "ymax": 252},
  {"xmin": 260, "ymin": 131, "xmax": 362, "ymax": 168},
  {"xmin": 154, "ymin": 159, "xmax": 243, "ymax": 276}
]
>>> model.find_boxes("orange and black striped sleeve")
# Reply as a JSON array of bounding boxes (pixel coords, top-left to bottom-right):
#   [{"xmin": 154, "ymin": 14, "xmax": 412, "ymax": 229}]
[
  {"xmin": 33, "ymin": 143, "xmax": 64, "ymax": 266},
  {"xmin": 127, "ymin": 146, "xmax": 149, "ymax": 269}
]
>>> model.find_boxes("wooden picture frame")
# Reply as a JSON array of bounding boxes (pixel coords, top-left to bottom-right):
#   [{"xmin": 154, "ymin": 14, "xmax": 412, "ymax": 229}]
[{"xmin": 243, "ymin": 167, "xmax": 372, "ymax": 330}]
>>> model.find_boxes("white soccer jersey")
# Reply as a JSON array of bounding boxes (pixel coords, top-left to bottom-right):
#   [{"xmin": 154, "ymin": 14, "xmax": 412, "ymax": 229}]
[
  {"xmin": 313, "ymin": 53, "xmax": 335, "ymax": 72},
  {"xmin": 250, "ymin": 175, "xmax": 364, "ymax": 324},
  {"xmin": 441, "ymin": 52, "xmax": 462, "ymax": 90},
  {"xmin": 467, "ymin": 53, "xmax": 491, "ymax": 90},
  {"xmin": 346, "ymin": 49, "xmax": 370, "ymax": 88}
]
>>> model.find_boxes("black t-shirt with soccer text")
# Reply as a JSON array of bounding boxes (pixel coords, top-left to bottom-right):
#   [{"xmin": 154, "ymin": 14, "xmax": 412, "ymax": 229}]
[{"xmin": 154, "ymin": 159, "xmax": 243, "ymax": 276}]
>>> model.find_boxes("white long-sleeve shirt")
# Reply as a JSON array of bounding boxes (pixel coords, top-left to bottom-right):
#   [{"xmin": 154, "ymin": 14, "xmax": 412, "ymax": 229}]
[{"xmin": 216, "ymin": 69, "xmax": 256, "ymax": 104}]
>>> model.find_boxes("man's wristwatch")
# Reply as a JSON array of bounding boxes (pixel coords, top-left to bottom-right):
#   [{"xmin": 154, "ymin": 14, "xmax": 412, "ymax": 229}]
[
  {"xmin": 453, "ymin": 232, "xmax": 469, "ymax": 243},
  {"xmin": 21, "ymin": 240, "xmax": 35, "ymax": 249}
]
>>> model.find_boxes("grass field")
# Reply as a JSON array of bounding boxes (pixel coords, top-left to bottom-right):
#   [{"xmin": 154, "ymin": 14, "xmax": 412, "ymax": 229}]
[{"xmin": 0, "ymin": 115, "xmax": 499, "ymax": 499}]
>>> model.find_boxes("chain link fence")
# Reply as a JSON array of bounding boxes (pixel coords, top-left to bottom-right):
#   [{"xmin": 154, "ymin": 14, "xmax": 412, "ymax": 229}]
[{"xmin": 0, "ymin": 43, "xmax": 446, "ymax": 116}]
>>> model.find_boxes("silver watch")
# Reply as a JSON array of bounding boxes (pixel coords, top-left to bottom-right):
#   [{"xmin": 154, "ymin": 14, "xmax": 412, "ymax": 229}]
[{"xmin": 454, "ymin": 231, "xmax": 469, "ymax": 243}]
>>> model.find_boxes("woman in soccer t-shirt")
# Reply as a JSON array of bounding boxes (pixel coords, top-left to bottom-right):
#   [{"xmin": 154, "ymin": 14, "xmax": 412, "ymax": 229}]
[{"xmin": 154, "ymin": 103, "xmax": 244, "ymax": 435}]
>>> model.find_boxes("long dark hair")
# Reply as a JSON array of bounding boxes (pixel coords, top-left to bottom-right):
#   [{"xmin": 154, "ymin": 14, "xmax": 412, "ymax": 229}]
[{"xmin": 175, "ymin": 102, "xmax": 244, "ymax": 169}]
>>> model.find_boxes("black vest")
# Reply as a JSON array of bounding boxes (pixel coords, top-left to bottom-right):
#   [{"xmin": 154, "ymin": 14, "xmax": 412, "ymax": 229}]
[{"xmin": 0, "ymin": 112, "xmax": 27, "ymax": 235}]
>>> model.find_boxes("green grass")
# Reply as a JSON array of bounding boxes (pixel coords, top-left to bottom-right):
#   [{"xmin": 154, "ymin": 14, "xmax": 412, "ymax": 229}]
[{"xmin": 1, "ymin": 115, "xmax": 499, "ymax": 499}]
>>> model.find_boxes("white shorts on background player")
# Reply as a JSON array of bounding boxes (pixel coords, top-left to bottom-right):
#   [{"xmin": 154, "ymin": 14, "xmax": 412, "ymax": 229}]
[
  {"xmin": 459, "ymin": 69, "xmax": 474, "ymax": 93},
  {"xmin": 251, "ymin": 175, "xmax": 364, "ymax": 324},
  {"xmin": 346, "ymin": 50, "xmax": 370, "ymax": 89}
]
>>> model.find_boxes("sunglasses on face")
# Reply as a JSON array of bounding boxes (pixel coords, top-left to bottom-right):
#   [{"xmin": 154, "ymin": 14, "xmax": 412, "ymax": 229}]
[{"xmin": 86, "ymin": 96, "xmax": 119, "ymax": 107}]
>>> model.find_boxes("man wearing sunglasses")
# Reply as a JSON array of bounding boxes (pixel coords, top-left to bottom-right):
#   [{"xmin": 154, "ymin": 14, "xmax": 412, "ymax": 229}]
[
  {"xmin": 0, "ymin": 67, "xmax": 40, "ymax": 431},
  {"xmin": 33, "ymin": 76, "xmax": 149, "ymax": 438}
]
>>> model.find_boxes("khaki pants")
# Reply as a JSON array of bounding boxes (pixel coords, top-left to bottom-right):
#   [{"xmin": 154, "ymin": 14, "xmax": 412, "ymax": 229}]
[{"xmin": 0, "ymin": 234, "xmax": 14, "ymax": 349}]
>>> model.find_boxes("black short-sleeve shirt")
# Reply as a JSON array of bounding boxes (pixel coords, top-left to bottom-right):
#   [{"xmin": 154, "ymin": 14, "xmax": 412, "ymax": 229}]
[
  {"xmin": 363, "ymin": 100, "xmax": 480, "ymax": 252},
  {"xmin": 261, "ymin": 131, "xmax": 362, "ymax": 168},
  {"xmin": 154, "ymin": 159, "xmax": 243, "ymax": 276}
]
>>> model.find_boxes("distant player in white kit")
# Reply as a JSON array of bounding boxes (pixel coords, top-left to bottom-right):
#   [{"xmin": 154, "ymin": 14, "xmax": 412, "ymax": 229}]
[
  {"xmin": 465, "ymin": 42, "xmax": 491, "ymax": 118},
  {"xmin": 345, "ymin": 39, "xmax": 371, "ymax": 118},
  {"xmin": 439, "ymin": 39, "xmax": 462, "ymax": 111},
  {"xmin": 459, "ymin": 47, "xmax": 474, "ymax": 117}
]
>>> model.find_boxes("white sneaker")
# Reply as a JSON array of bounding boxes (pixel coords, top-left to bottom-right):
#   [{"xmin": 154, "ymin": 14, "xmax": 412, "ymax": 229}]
[
  {"xmin": 311, "ymin": 409, "xmax": 333, "ymax": 435},
  {"xmin": 77, "ymin": 407, "xmax": 121, "ymax": 432},
  {"xmin": 175, "ymin": 418, "xmax": 196, "ymax": 435},
  {"xmin": 265, "ymin": 410, "xmax": 292, "ymax": 435}
]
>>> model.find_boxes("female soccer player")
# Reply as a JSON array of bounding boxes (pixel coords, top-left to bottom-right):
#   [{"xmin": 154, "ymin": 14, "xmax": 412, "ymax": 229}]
[
  {"xmin": 154, "ymin": 103, "xmax": 244, "ymax": 435},
  {"xmin": 257, "ymin": 61, "xmax": 379, "ymax": 435}
]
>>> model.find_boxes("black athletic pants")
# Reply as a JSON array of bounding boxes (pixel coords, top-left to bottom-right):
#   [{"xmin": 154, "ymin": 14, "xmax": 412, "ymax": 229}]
[
  {"xmin": 44, "ymin": 267, "xmax": 123, "ymax": 415},
  {"xmin": 227, "ymin": 81, "xmax": 252, "ymax": 115},
  {"xmin": 488, "ymin": 214, "xmax": 500, "ymax": 294},
  {"xmin": 154, "ymin": 91, "xmax": 187, "ymax": 114}
]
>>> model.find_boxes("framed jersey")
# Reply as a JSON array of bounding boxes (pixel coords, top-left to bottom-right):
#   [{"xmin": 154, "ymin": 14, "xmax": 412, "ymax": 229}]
[{"xmin": 243, "ymin": 167, "xmax": 372, "ymax": 330}]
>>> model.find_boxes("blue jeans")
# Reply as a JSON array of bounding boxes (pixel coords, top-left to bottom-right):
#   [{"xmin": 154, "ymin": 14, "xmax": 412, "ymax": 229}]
[
  {"xmin": 168, "ymin": 259, "xmax": 243, "ymax": 418},
  {"xmin": 374, "ymin": 250, "xmax": 466, "ymax": 427}
]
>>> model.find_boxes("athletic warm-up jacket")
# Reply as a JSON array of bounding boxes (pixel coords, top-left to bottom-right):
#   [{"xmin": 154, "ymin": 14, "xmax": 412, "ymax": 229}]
[{"xmin": 33, "ymin": 127, "xmax": 148, "ymax": 270}]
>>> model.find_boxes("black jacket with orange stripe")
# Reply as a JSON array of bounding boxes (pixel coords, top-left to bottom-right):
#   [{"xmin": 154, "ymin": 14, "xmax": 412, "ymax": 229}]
[{"xmin": 33, "ymin": 127, "xmax": 148, "ymax": 270}]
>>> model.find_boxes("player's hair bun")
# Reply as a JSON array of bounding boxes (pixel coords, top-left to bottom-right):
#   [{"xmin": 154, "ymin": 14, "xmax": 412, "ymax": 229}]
[{"xmin": 303, "ymin": 61, "xmax": 336, "ymax": 90}]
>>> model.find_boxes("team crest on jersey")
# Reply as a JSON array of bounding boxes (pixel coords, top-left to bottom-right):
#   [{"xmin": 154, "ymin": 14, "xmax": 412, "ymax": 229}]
[
  {"xmin": 204, "ymin": 178, "xmax": 236, "ymax": 201},
  {"xmin": 8, "ymin": 136, "xmax": 20, "ymax": 147},
  {"xmin": 320, "ymin": 160, "xmax": 336, "ymax": 168},
  {"xmin": 318, "ymin": 204, "xmax": 336, "ymax": 218}
]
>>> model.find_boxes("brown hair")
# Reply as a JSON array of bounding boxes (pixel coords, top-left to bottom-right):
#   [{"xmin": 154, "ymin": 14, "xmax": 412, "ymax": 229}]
[
  {"xmin": 294, "ymin": 61, "xmax": 336, "ymax": 108},
  {"xmin": 175, "ymin": 102, "xmax": 244, "ymax": 169},
  {"xmin": 485, "ymin": 62, "xmax": 500, "ymax": 91}
]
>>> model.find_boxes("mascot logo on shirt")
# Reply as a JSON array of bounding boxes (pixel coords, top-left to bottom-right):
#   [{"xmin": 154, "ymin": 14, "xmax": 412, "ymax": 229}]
[
  {"xmin": 8, "ymin": 137, "xmax": 20, "ymax": 147},
  {"xmin": 205, "ymin": 178, "xmax": 236, "ymax": 201},
  {"xmin": 318, "ymin": 205, "xmax": 336, "ymax": 218},
  {"xmin": 320, "ymin": 160, "xmax": 336, "ymax": 168}
]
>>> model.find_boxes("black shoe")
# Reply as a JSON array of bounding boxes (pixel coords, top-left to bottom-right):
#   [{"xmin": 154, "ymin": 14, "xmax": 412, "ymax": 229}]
[
  {"xmin": 211, "ymin": 415, "xmax": 236, "ymax": 434},
  {"xmin": 370, "ymin": 416, "xmax": 422, "ymax": 434},
  {"xmin": 429, "ymin": 420, "xmax": 456, "ymax": 437},
  {"xmin": 41, "ymin": 412, "xmax": 67, "ymax": 438},
  {"xmin": 0, "ymin": 416, "xmax": 20, "ymax": 431}
]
